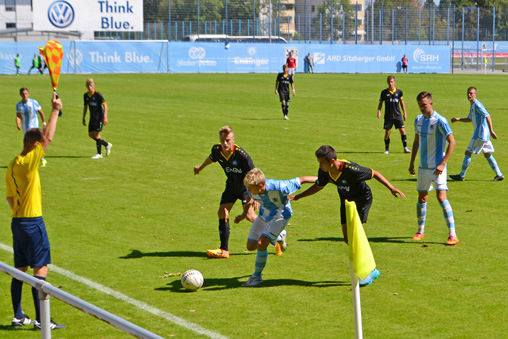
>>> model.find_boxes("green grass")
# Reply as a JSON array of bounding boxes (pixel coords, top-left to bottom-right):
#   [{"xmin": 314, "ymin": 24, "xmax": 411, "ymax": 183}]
[{"xmin": 0, "ymin": 72, "xmax": 507, "ymax": 338}]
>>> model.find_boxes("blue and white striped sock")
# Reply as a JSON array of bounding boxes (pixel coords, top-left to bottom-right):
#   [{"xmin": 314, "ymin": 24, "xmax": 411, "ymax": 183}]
[
  {"xmin": 254, "ymin": 249, "xmax": 268, "ymax": 279},
  {"xmin": 486, "ymin": 155, "xmax": 503, "ymax": 176},
  {"xmin": 460, "ymin": 154, "xmax": 472, "ymax": 178},
  {"xmin": 416, "ymin": 202, "xmax": 427, "ymax": 233},
  {"xmin": 440, "ymin": 200, "xmax": 456, "ymax": 237}
]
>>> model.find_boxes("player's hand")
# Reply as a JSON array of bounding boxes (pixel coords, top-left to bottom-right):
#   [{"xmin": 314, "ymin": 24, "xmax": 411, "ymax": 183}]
[
  {"xmin": 391, "ymin": 188, "xmax": 405, "ymax": 199},
  {"xmin": 234, "ymin": 214, "xmax": 246, "ymax": 224},
  {"xmin": 292, "ymin": 89, "xmax": 295, "ymax": 96},
  {"xmin": 451, "ymin": 118, "xmax": 459, "ymax": 123},
  {"xmin": 51, "ymin": 92, "xmax": 62, "ymax": 111},
  {"xmin": 252, "ymin": 200, "xmax": 260, "ymax": 212},
  {"xmin": 275, "ymin": 90, "xmax": 278, "ymax": 95},
  {"xmin": 491, "ymin": 131, "xmax": 498, "ymax": 140},
  {"xmin": 377, "ymin": 112, "xmax": 382, "ymax": 119},
  {"xmin": 193, "ymin": 166, "xmax": 201, "ymax": 175},
  {"xmin": 82, "ymin": 118, "xmax": 87, "ymax": 126},
  {"xmin": 103, "ymin": 117, "xmax": 108, "ymax": 125},
  {"xmin": 288, "ymin": 195, "xmax": 297, "ymax": 201},
  {"xmin": 408, "ymin": 164, "xmax": 415, "ymax": 176},
  {"xmin": 434, "ymin": 164, "xmax": 445, "ymax": 176}
]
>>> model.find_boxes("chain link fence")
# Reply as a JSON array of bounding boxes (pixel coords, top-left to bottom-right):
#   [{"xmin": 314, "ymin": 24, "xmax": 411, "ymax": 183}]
[{"xmin": 95, "ymin": 1, "xmax": 508, "ymax": 45}]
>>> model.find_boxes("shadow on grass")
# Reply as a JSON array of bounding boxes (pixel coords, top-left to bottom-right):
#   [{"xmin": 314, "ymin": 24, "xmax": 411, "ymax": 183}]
[
  {"xmin": 120, "ymin": 249, "xmax": 252, "ymax": 259},
  {"xmin": 45, "ymin": 155, "xmax": 90, "ymax": 159},
  {"xmin": 298, "ymin": 237, "xmax": 343, "ymax": 242},
  {"xmin": 156, "ymin": 275, "xmax": 349, "ymax": 292},
  {"xmin": 0, "ymin": 325, "xmax": 33, "ymax": 331},
  {"xmin": 298, "ymin": 236, "xmax": 444, "ymax": 245}
]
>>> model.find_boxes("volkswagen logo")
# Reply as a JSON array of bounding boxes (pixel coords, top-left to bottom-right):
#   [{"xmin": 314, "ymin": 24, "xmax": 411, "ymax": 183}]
[
  {"xmin": 48, "ymin": 1, "xmax": 75, "ymax": 29},
  {"xmin": 67, "ymin": 49, "xmax": 82, "ymax": 66},
  {"xmin": 189, "ymin": 47, "xmax": 206, "ymax": 60}
]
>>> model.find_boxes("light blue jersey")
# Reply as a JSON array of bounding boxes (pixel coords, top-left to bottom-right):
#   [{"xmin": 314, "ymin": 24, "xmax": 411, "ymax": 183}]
[
  {"xmin": 468, "ymin": 99, "xmax": 490, "ymax": 141},
  {"xmin": 248, "ymin": 178, "xmax": 302, "ymax": 222},
  {"xmin": 414, "ymin": 110, "xmax": 453, "ymax": 170},
  {"xmin": 16, "ymin": 98, "xmax": 41, "ymax": 134}
]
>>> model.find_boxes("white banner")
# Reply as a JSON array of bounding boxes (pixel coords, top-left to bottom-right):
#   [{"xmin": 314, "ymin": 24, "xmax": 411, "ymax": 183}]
[{"xmin": 33, "ymin": 0, "xmax": 143, "ymax": 32}]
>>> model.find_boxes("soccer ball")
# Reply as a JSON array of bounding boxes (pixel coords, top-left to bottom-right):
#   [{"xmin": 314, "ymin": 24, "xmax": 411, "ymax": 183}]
[{"xmin": 181, "ymin": 269, "xmax": 204, "ymax": 291}]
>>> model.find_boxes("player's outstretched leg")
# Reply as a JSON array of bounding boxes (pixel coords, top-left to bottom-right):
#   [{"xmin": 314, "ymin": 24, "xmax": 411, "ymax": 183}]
[
  {"xmin": 207, "ymin": 218, "xmax": 230, "ymax": 258},
  {"xmin": 413, "ymin": 202, "xmax": 427, "ymax": 240},
  {"xmin": 486, "ymin": 155, "xmax": 504, "ymax": 181},
  {"xmin": 242, "ymin": 249, "xmax": 267, "ymax": 287}
]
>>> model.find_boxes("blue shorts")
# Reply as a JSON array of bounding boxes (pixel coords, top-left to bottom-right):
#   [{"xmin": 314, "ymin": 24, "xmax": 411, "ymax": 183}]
[{"xmin": 11, "ymin": 217, "xmax": 51, "ymax": 268}]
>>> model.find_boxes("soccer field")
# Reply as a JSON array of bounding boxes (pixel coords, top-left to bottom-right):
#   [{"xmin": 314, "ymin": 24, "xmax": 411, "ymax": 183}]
[{"xmin": 0, "ymin": 72, "xmax": 507, "ymax": 338}]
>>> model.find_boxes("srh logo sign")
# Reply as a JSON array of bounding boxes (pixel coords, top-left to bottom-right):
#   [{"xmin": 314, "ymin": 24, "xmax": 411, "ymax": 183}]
[
  {"xmin": 413, "ymin": 48, "xmax": 439, "ymax": 63},
  {"xmin": 189, "ymin": 47, "xmax": 206, "ymax": 60},
  {"xmin": 48, "ymin": 1, "xmax": 75, "ymax": 28},
  {"xmin": 314, "ymin": 52, "xmax": 325, "ymax": 64}
]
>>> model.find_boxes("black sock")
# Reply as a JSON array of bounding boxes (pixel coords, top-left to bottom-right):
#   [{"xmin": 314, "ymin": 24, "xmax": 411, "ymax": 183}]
[
  {"xmin": 95, "ymin": 139, "xmax": 102, "ymax": 154},
  {"xmin": 385, "ymin": 138, "xmax": 390, "ymax": 151},
  {"xmin": 281, "ymin": 103, "xmax": 286, "ymax": 115},
  {"xmin": 401, "ymin": 135, "xmax": 407, "ymax": 147},
  {"xmin": 11, "ymin": 278, "xmax": 23, "ymax": 319},
  {"xmin": 100, "ymin": 139, "xmax": 108, "ymax": 147},
  {"xmin": 32, "ymin": 276, "xmax": 46, "ymax": 322},
  {"xmin": 219, "ymin": 219, "xmax": 230, "ymax": 251}
]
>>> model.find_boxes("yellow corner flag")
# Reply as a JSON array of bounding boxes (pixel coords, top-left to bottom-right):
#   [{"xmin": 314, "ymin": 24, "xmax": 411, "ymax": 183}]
[{"xmin": 346, "ymin": 200, "xmax": 376, "ymax": 280}]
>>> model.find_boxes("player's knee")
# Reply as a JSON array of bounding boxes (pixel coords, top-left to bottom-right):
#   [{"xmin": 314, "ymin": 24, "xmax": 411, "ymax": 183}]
[{"xmin": 246, "ymin": 241, "xmax": 257, "ymax": 251}]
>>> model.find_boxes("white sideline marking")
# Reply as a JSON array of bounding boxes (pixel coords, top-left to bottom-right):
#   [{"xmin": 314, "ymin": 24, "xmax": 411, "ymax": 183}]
[{"xmin": 0, "ymin": 243, "xmax": 228, "ymax": 339}]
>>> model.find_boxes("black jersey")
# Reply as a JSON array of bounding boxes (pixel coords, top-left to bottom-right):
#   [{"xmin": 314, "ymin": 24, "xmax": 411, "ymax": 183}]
[
  {"xmin": 276, "ymin": 73, "xmax": 293, "ymax": 95},
  {"xmin": 316, "ymin": 160, "xmax": 374, "ymax": 202},
  {"xmin": 379, "ymin": 88, "xmax": 404, "ymax": 120},
  {"xmin": 84, "ymin": 91, "xmax": 106, "ymax": 120},
  {"xmin": 209, "ymin": 144, "xmax": 255, "ymax": 187}
]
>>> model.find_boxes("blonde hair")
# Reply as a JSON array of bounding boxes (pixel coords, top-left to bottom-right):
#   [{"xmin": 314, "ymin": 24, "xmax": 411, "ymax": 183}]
[
  {"xmin": 219, "ymin": 125, "xmax": 233, "ymax": 137},
  {"xmin": 244, "ymin": 168, "xmax": 266, "ymax": 186},
  {"xmin": 86, "ymin": 78, "xmax": 94, "ymax": 87}
]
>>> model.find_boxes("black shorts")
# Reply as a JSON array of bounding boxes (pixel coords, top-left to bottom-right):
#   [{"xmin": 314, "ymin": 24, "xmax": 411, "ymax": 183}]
[
  {"xmin": 279, "ymin": 92, "xmax": 290, "ymax": 103},
  {"xmin": 340, "ymin": 198, "xmax": 372, "ymax": 225},
  {"xmin": 384, "ymin": 119, "xmax": 404, "ymax": 130},
  {"xmin": 220, "ymin": 183, "xmax": 249, "ymax": 205},
  {"xmin": 402, "ymin": 65, "xmax": 408, "ymax": 70},
  {"xmin": 12, "ymin": 217, "xmax": 51, "ymax": 268},
  {"xmin": 88, "ymin": 117, "xmax": 104, "ymax": 132}
]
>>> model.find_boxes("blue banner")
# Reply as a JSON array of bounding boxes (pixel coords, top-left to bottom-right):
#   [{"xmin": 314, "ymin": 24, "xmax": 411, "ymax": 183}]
[{"xmin": 0, "ymin": 41, "xmax": 452, "ymax": 74}]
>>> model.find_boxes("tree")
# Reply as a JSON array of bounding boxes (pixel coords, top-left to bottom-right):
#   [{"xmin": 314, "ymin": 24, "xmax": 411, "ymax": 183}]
[{"xmin": 311, "ymin": 0, "xmax": 354, "ymax": 41}]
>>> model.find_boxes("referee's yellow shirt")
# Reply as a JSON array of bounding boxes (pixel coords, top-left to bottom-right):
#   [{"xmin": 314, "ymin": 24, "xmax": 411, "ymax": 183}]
[{"xmin": 6, "ymin": 144, "xmax": 44, "ymax": 218}]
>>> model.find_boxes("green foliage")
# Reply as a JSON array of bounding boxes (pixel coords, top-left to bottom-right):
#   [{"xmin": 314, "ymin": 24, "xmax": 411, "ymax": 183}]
[{"xmin": 0, "ymin": 72, "xmax": 507, "ymax": 338}]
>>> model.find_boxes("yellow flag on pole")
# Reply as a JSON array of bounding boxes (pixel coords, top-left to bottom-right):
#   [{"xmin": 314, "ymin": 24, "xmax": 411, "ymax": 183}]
[
  {"xmin": 39, "ymin": 40, "xmax": 63, "ymax": 91},
  {"xmin": 346, "ymin": 200, "xmax": 376, "ymax": 280}
]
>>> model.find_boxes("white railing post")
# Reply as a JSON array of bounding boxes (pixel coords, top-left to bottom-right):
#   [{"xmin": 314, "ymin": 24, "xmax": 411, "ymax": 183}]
[{"xmin": 38, "ymin": 281, "xmax": 52, "ymax": 339}]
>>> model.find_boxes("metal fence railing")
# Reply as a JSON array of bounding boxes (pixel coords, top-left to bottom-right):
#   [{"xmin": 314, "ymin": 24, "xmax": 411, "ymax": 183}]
[{"xmin": 0, "ymin": 261, "xmax": 164, "ymax": 339}]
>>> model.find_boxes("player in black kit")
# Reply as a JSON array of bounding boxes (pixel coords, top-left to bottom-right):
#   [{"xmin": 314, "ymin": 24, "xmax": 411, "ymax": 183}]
[
  {"xmin": 194, "ymin": 126, "xmax": 257, "ymax": 258},
  {"xmin": 377, "ymin": 75, "xmax": 411, "ymax": 154},
  {"xmin": 275, "ymin": 64, "xmax": 295, "ymax": 120},
  {"xmin": 83, "ymin": 79, "xmax": 112, "ymax": 159},
  {"xmin": 290, "ymin": 145, "xmax": 405, "ymax": 286},
  {"xmin": 291, "ymin": 145, "xmax": 405, "ymax": 244}
]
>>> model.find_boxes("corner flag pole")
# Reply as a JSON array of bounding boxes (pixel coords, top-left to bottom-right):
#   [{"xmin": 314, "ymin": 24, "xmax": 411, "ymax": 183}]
[
  {"xmin": 346, "ymin": 200, "xmax": 376, "ymax": 339},
  {"xmin": 351, "ymin": 262, "xmax": 363, "ymax": 339}
]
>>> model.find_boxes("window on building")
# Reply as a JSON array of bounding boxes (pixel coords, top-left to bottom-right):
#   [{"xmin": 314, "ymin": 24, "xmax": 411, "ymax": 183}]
[
  {"xmin": 6, "ymin": 23, "xmax": 16, "ymax": 29},
  {"xmin": 5, "ymin": 0, "xmax": 15, "ymax": 11},
  {"xmin": 280, "ymin": 16, "xmax": 293, "ymax": 23},
  {"xmin": 311, "ymin": 5, "xmax": 315, "ymax": 12}
]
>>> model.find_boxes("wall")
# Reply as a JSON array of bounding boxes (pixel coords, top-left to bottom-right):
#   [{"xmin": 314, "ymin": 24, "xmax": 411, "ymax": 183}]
[{"xmin": 0, "ymin": 41, "xmax": 451, "ymax": 74}]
